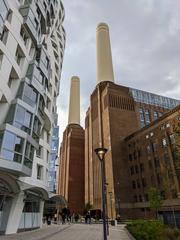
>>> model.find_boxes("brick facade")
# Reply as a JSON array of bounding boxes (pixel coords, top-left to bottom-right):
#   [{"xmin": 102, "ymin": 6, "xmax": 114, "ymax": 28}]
[
  {"xmin": 58, "ymin": 124, "xmax": 85, "ymax": 214},
  {"xmin": 85, "ymin": 81, "xmax": 179, "ymax": 219}
]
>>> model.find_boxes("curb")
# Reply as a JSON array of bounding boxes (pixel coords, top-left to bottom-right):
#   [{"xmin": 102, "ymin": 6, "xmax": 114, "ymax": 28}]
[{"xmin": 124, "ymin": 227, "xmax": 136, "ymax": 240}]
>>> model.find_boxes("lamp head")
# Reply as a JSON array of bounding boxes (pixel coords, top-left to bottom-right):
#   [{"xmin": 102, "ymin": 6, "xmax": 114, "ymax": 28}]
[{"xmin": 95, "ymin": 147, "xmax": 108, "ymax": 161}]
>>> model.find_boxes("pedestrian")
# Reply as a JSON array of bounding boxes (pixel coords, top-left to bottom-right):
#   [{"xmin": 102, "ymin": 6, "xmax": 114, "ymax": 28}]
[
  {"xmin": 75, "ymin": 213, "xmax": 79, "ymax": 223},
  {"xmin": 62, "ymin": 213, "xmax": 66, "ymax": 224},
  {"xmin": 86, "ymin": 211, "xmax": 91, "ymax": 224}
]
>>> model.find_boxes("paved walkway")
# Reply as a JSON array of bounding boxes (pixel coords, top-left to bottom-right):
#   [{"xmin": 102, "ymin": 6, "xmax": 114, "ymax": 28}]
[{"xmin": 0, "ymin": 224, "xmax": 132, "ymax": 240}]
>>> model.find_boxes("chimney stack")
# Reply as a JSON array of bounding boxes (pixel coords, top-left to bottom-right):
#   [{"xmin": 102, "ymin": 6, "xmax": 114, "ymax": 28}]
[
  {"xmin": 68, "ymin": 76, "xmax": 80, "ymax": 125},
  {"xmin": 96, "ymin": 23, "xmax": 114, "ymax": 84}
]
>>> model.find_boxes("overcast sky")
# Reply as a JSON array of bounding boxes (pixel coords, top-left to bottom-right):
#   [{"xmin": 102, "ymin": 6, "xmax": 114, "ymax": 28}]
[{"xmin": 57, "ymin": 0, "xmax": 180, "ymax": 142}]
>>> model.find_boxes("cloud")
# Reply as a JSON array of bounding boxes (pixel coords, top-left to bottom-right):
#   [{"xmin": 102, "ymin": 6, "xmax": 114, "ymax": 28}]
[{"xmin": 58, "ymin": 0, "xmax": 180, "ymax": 141}]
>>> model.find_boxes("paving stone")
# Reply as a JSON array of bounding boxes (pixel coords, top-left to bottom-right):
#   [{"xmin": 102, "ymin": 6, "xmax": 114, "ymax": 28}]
[{"xmin": 0, "ymin": 224, "xmax": 131, "ymax": 240}]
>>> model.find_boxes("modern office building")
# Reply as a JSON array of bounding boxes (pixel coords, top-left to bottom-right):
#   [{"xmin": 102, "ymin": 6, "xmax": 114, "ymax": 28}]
[
  {"xmin": 58, "ymin": 77, "xmax": 85, "ymax": 214},
  {"xmin": 0, "ymin": 0, "xmax": 65, "ymax": 234},
  {"xmin": 85, "ymin": 23, "xmax": 180, "ymax": 220}
]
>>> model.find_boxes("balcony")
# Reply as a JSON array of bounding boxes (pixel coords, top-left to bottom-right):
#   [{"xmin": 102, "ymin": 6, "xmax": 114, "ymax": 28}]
[
  {"xmin": 19, "ymin": 5, "xmax": 40, "ymax": 45},
  {"xmin": 44, "ymin": 107, "xmax": 52, "ymax": 131},
  {"xmin": 36, "ymin": 46, "xmax": 50, "ymax": 79},
  {"xmin": 26, "ymin": 61, "xmax": 46, "ymax": 96}
]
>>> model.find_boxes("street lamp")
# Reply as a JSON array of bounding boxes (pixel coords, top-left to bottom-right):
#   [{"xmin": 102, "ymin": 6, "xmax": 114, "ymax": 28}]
[{"xmin": 95, "ymin": 147, "xmax": 108, "ymax": 240}]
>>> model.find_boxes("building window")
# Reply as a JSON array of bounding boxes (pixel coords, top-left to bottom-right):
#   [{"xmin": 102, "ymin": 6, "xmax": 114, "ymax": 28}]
[
  {"xmin": 152, "ymin": 142, "xmax": 158, "ymax": 152},
  {"xmin": 132, "ymin": 181, "xmax": 136, "ymax": 189},
  {"xmin": 154, "ymin": 111, "xmax": 158, "ymax": 120},
  {"xmin": 134, "ymin": 195, "xmax": 138, "ymax": 202},
  {"xmin": 129, "ymin": 154, "xmax": 132, "ymax": 161},
  {"xmin": 148, "ymin": 160, "xmax": 152, "ymax": 168},
  {"xmin": 157, "ymin": 174, "xmax": 161, "ymax": 185},
  {"xmin": 164, "ymin": 152, "xmax": 170, "ymax": 165},
  {"xmin": 169, "ymin": 134, "xmax": 175, "ymax": 144},
  {"xmin": 162, "ymin": 138, "xmax": 167, "ymax": 147},
  {"xmin": 160, "ymin": 125, "xmax": 165, "ymax": 130},
  {"xmin": 135, "ymin": 165, "xmax": 139, "ymax": 173},
  {"xmin": 0, "ymin": 130, "xmax": 24, "ymax": 163},
  {"xmin": 20, "ymin": 26, "xmax": 29, "ymax": 47},
  {"xmin": 136, "ymin": 179, "xmax": 140, "ymax": 188},
  {"xmin": 133, "ymin": 151, "xmax": 137, "ymax": 160},
  {"xmin": 145, "ymin": 194, "xmax": 149, "ymax": 201},
  {"xmin": 22, "ymin": 83, "xmax": 38, "ymax": 107},
  {"xmin": 154, "ymin": 157, "xmax": 160, "ymax": 168},
  {"xmin": 34, "ymin": 18, "xmax": 39, "ymax": 30},
  {"xmin": 139, "ymin": 108, "xmax": 145, "ymax": 128},
  {"xmin": 145, "ymin": 109, "xmax": 151, "ymax": 124},
  {"xmin": 147, "ymin": 145, "xmax": 151, "ymax": 154},
  {"xmin": 23, "ymin": 201, "xmax": 40, "ymax": 213},
  {"xmin": 130, "ymin": 166, "xmax": 134, "ymax": 175},
  {"xmin": 24, "ymin": 142, "xmax": 34, "ymax": 169},
  {"xmin": 33, "ymin": 117, "xmax": 42, "ymax": 140},
  {"xmin": 0, "ymin": 51, "xmax": 3, "ymax": 69},
  {"xmin": 36, "ymin": 145, "xmax": 43, "ymax": 158},
  {"xmin": 138, "ymin": 149, "xmax": 141, "ymax": 158},
  {"xmin": 14, "ymin": 105, "xmax": 32, "ymax": 134},
  {"xmin": 142, "ymin": 178, "xmax": 146, "ymax": 187},
  {"xmin": 47, "ymin": 150, "xmax": 49, "ymax": 163},
  {"xmin": 171, "ymin": 189, "xmax": 177, "ymax": 199},
  {"xmin": 37, "ymin": 164, "xmax": 43, "ymax": 180},
  {"xmin": 160, "ymin": 191, "xmax": 165, "ymax": 200},
  {"xmin": 15, "ymin": 45, "xmax": 25, "ymax": 66},
  {"xmin": 140, "ymin": 163, "xmax": 144, "ymax": 172},
  {"xmin": 139, "ymin": 195, "xmax": 143, "ymax": 202},
  {"xmin": 151, "ymin": 175, "xmax": 155, "ymax": 184},
  {"xmin": 1, "ymin": 27, "xmax": 8, "ymax": 44}
]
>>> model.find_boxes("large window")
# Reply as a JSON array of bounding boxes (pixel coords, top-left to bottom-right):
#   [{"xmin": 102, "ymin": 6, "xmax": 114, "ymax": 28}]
[
  {"xmin": 23, "ymin": 83, "xmax": 37, "ymax": 107},
  {"xmin": 0, "ymin": 131, "xmax": 24, "ymax": 163},
  {"xmin": 154, "ymin": 111, "xmax": 158, "ymax": 120},
  {"xmin": 0, "ymin": 0, "xmax": 9, "ymax": 24},
  {"xmin": 139, "ymin": 108, "xmax": 145, "ymax": 128},
  {"xmin": 33, "ymin": 116, "xmax": 42, "ymax": 141},
  {"xmin": 145, "ymin": 109, "xmax": 151, "ymax": 124},
  {"xmin": 36, "ymin": 145, "xmax": 43, "ymax": 158},
  {"xmin": 6, "ymin": 104, "xmax": 33, "ymax": 135},
  {"xmin": 37, "ymin": 164, "xmax": 43, "ymax": 180},
  {"xmin": 14, "ymin": 105, "xmax": 32, "ymax": 134},
  {"xmin": 23, "ymin": 201, "xmax": 40, "ymax": 213},
  {"xmin": 24, "ymin": 142, "xmax": 34, "ymax": 169}
]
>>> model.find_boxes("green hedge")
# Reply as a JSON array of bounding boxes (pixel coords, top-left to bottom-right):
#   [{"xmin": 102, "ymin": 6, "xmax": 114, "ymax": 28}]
[{"xmin": 127, "ymin": 220, "xmax": 180, "ymax": 240}]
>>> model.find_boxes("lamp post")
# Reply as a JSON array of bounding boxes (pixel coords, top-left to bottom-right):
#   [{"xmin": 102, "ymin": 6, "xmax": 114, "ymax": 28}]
[
  {"xmin": 95, "ymin": 147, "xmax": 108, "ymax": 240},
  {"xmin": 105, "ymin": 182, "xmax": 109, "ymax": 236}
]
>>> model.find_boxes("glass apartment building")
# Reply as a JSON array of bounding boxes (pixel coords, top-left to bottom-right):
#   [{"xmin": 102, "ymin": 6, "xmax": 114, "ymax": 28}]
[{"xmin": 0, "ymin": 0, "xmax": 65, "ymax": 234}]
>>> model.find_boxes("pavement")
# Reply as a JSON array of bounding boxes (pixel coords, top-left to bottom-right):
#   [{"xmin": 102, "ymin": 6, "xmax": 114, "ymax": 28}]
[{"xmin": 0, "ymin": 224, "xmax": 132, "ymax": 240}]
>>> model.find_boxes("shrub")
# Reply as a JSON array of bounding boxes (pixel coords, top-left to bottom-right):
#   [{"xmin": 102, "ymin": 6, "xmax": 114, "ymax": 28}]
[
  {"xmin": 160, "ymin": 228, "xmax": 180, "ymax": 240},
  {"xmin": 127, "ymin": 220, "xmax": 180, "ymax": 240},
  {"xmin": 127, "ymin": 220, "xmax": 164, "ymax": 240}
]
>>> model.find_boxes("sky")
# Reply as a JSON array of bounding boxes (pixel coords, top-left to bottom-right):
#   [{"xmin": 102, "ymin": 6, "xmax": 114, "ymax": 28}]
[{"xmin": 57, "ymin": 0, "xmax": 180, "ymax": 142}]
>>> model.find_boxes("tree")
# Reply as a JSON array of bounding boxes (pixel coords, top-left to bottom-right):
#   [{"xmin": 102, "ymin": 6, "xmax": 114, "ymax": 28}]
[{"xmin": 148, "ymin": 187, "xmax": 162, "ymax": 219}]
